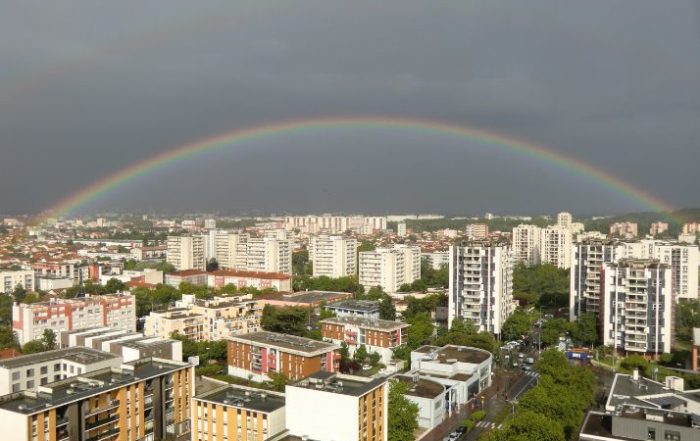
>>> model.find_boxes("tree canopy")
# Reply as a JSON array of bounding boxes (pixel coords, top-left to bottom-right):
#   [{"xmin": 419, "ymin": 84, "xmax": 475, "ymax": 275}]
[{"xmin": 388, "ymin": 380, "xmax": 419, "ymax": 441}]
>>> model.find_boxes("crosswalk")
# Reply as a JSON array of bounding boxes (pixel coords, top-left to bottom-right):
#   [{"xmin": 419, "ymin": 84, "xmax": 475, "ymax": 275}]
[
  {"xmin": 475, "ymin": 421, "xmax": 502, "ymax": 429},
  {"xmin": 524, "ymin": 371, "xmax": 540, "ymax": 378}
]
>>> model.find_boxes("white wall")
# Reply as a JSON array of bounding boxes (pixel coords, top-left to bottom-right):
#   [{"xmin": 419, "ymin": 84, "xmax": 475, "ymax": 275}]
[{"xmin": 285, "ymin": 385, "xmax": 359, "ymax": 441}]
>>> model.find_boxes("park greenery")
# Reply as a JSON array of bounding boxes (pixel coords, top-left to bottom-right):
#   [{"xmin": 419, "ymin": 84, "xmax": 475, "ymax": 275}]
[
  {"xmin": 513, "ymin": 263, "xmax": 568, "ymax": 309},
  {"xmin": 489, "ymin": 349, "xmax": 595, "ymax": 441},
  {"xmin": 388, "ymin": 379, "xmax": 419, "ymax": 441}
]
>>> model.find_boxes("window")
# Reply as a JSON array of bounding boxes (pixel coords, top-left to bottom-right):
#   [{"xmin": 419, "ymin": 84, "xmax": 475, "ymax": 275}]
[
  {"xmin": 663, "ymin": 431, "xmax": 680, "ymax": 441},
  {"xmin": 12, "ymin": 383, "xmax": 20, "ymax": 393},
  {"xmin": 53, "ymin": 363, "xmax": 60, "ymax": 371},
  {"xmin": 648, "ymin": 428, "xmax": 656, "ymax": 440},
  {"xmin": 40, "ymin": 366, "xmax": 47, "ymax": 375},
  {"xmin": 26, "ymin": 380, "xmax": 34, "ymax": 389},
  {"xmin": 40, "ymin": 378, "xmax": 47, "ymax": 385},
  {"xmin": 26, "ymin": 369, "xmax": 34, "ymax": 377},
  {"xmin": 11, "ymin": 372, "xmax": 19, "ymax": 381}
]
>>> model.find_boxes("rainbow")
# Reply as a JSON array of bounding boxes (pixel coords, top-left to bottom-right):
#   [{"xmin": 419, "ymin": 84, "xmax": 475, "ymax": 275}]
[{"xmin": 39, "ymin": 116, "xmax": 674, "ymax": 221}]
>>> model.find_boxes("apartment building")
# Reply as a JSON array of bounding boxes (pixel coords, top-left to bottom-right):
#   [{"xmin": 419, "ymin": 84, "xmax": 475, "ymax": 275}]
[
  {"xmin": 465, "ymin": 224, "xmax": 489, "ymax": 240},
  {"xmin": 600, "ymin": 259, "xmax": 672, "ymax": 354},
  {"xmin": 130, "ymin": 245, "xmax": 167, "ymax": 262},
  {"xmin": 540, "ymin": 225, "xmax": 572, "ymax": 269},
  {"xmin": 0, "ymin": 357, "xmax": 194, "ymax": 441},
  {"xmin": 557, "ymin": 212, "xmax": 573, "ymax": 229},
  {"xmin": 650, "ymin": 242, "xmax": 699, "ymax": 301},
  {"xmin": 570, "ymin": 240, "xmax": 624, "ymax": 319},
  {"xmin": 421, "ymin": 251, "xmax": 450, "ymax": 270},
  {"xmin": 320, "ymin": 316, "xmax": 409, "ymax": 364},
  {"xmin": 610, "ymin": 222, "xmax": 639, "ymax": 239},
  {"xmin": 512, "ymin": 224, "xmax": 541, "ymax": 266},
  {"xmin": 359, "ymin": 245, "xmax": 421, "ymax": 292},
  {"xmin": 284, "ymin": 215, "xmax": 387, "ymax": 235},
  {"xmin": 397, "ymin": 222, "xmax": 407, "ymax": 237},
  {"xmin": 12, "ymin": 294, "xmax": 136, "ymax": 345},
  {"xmin": 212, "ymin": 231, "xmax": 247, "ymax": 270},
  {"xmin": 649, "ymin": 222, "xmax": 669, "ymax": 236},
  {"xmin": 285, "ymin": 371, "xmax": 388, "ymax": 441},
  {"xmin": 227, "ymin": 331, "xmax": 339, "ymax": 382},
  {"xmin": 167, "ymin": 235, "xmax": 206, "ymax": 271},
  {"xmin": 242, "ymin": 237, "xmax": 293, "ymax": 275},
  {"xmin": 309, "ymin": 235, "xmax": 358, "ymax": 278},
  {"xmin": 59, "ymin": 328, "xmax": 183, "ymax": 363},
  {"xmin": 192, "ymin": 381, "xmax": 287, "ymax": 441},
  {"xmin": 448, "ymin": 242, "xmax": 514, "ymax": 336},
  {"xmin": 682, "ymin": 222, "xmax": 700, "ymax": 234},
  {"xmin": 0, "ymin": 347, "xmax": 121, "ymax": 395},
  {"xmin": 0, "ymin": 269, "xmax": 34, "ymax": 293},
  {"xmin": 178, "ymin": 294, "xmax": 261, "ymax": 340},
  {"xmin": 208, "ymin": 270, "xmax": 292, "ymax": 292},
  {"xmin": 580, "ymin": 372, "xmax": 700, "ymax": 441},
  {"xmin": 325, "ymin": 299, "xmax": 381, "ymax": 320}
]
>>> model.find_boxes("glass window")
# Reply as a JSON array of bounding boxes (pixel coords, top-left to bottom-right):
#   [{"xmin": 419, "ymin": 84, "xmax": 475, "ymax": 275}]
[
  {"xmin": 12, "ymin": 383, "xmax": 20, "ymax": 393},
  {"xmin": 26, "ymin": 380, "xmax": 34, "ymax": 389},
  {"xmin": 648, "ymin": 428, "xmax": 656, "ymax": 440},
  {"xmin": 40, "ymin": 366, "xmax": 47, "ymax": 375},
  {"xmin": 11, "ymin": 372, "xmax": 19, "ymax": 381},
  {"xmin": 26, "ymin": 369, "xmax": 34, "ymax": 377}
]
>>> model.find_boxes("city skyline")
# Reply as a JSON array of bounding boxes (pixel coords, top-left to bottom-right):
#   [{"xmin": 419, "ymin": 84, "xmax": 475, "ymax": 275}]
[{"xmin": 2, "ymin": 1, "xmax": 700, "ymax": 215}]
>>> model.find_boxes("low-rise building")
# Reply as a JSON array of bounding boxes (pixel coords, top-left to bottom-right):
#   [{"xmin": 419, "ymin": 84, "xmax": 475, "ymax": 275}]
[
  {"xmin": 59, "ymin": 327, "xmax": 183, "ymax": 362},
  {"xmin": 579, "ymin": 371, "xmax": 700, "ymax": 441},
  {"xmin": 324, "ymin": 299, "xmax": 381, "ymax": 319},
  {"xmin": 176, "ymin": 294, "xmax": 262, "ymax": 340},
  {"xmin": 410, "ymin": 345, "xmax": 493, "ymax": 406},
  {"xmin": 0, "ymin": 357, "xmax": 194, "ymax": 441},
  {"xmin": 144, "ymin": 309, "xmax": 205, "ymax": 341},
  {"xmin": 208, "ymin": 269, "xmax": 292, "ymax": 292},
  {"xmin": 320, "ymin": 316, "xmax": 409, "ymax": 364},
  {"xmin": 285, "ymin": 371, "xmax": 388, "ymax": 441},
  {"xmin": 165, "ymin": 269, "xmax": 208, "ymax": 288},
  {"xmin": 192, "ymin": 380, "xmax": 287, "ymax": 441},
  {"xmin": 395, "ymin": 375, "xmax": 449, "ymax": 431},
  {"xmin": 0, "ymin": 347, "xmax": 121, "ymax": 395},
  {"xmin": 12, "ymin": 293, "xmax": 136, "ymax": 345},
  {"xmin": 256, "ymin": 291, "xmax": 352, "ymax": 309},
  {"xmin": 227, "ymin": 331, "xmax": 339, "ymax": 382},
  {"xmin": 0, "ymin": 269, "xmax": 35, "ymax": 293}
]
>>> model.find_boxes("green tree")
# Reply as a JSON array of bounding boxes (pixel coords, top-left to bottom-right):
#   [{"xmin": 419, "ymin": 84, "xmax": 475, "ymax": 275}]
[
  {"xmin": 42, "ymin": 329, "xmax": 57, "ymax": 351},
  {"xmin": 292, "ymin": 250, "xmax": 311, "ymax": 276},
  {"xmin": 0, "ymin": 327, "xmax": 19, "ymax": 350},
  {"xmin": 379, "ymin": 295, "xmax": 396, "ymax": 320},
  {"xmin": 206, "ymin": 258, "xmax": 219, "ymax": 272},
  {"xmin": 219, "ymin": 283, "xmax": 238, "ymax": 294},
  {"xmin": 260, "ymin": 305, "xmax": 309, "ymax": 336},
  {"xmin": 12, "ymin": 284, "xmax": 27, "ymax": 303},
  {"xmin": 570, "ymin": 313, "xmax": 598, "ymax": 346},
  {"xmin": 22, "ymin": 340, "xmax": 46, "ymax": 354},
  {"xmin": 540, "ymin": 318, "xmax": 571, "ymax": 347},
  {"xmin": 354, "ymin": 345, "xmax": 369, "ymax": 363},
  {"xmin": 388, "ymin": 380, "xmax": 419, "ymax": 441},
  {"xmin": 104, "ymin": 278, "xmax": 127, "ymax": 293},
  {"xmin": 490, "ymin": 410, "xmax": 565, "ymax": 441},
  {"xmin": 501, "ymin": 310, "xmax": 534, "ymax": 341}
]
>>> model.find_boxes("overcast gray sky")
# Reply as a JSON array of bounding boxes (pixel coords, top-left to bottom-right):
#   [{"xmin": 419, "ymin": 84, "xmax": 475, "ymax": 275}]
[{"xmin": 1, "ymin": 0, "xmax": 699, "ymax": 216}]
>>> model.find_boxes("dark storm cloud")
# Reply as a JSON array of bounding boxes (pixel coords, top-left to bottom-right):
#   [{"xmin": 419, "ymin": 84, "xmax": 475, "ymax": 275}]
[{"xmin": 1, "ymin": 0, "xmax": 699, "ymax": 216}]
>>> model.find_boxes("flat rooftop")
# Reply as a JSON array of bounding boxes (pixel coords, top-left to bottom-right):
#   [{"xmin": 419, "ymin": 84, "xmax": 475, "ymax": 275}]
[
  {"xmin": 230, "ymin": 331, "xmax": 338, "ymax": 356},
  {"xmin": 414, "ymin": 345, "xmax": 491, "ymax": 365},
  {"xmin": 194, "ymin": 384, "xmax": 285, "ymax": 413},
  {"xmin": 396, "ymin": 375, "xmax": 445, "ymax": 399},
  {"xmin": 291, "ymin": 371, "xmax": 386, "ymax": 397},
  {"xmin": 325, "ymin": 299, "xmax": 380, "ymax": 312},
  {"xmin": 320, "ymin": 316, "xmax": 409, "ymax": 332},
  {"xmin": 0, "ymin": 358, "xmax": 189, "ymax": 415},
  {"xmin": 257, "ymin": 291, "xmax": 351, "ymax": 305},
  {"xmin": 0, "ymin": 347, "xmax": 119, "ymax": 369}
]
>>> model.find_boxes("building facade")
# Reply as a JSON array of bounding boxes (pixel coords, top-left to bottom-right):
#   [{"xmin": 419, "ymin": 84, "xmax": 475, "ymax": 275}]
[
  {"xmin": 0, "ymin": 358, "xmax": 194, "ymax": 441},
  {"xmin": 285, "ymin": 372, "xmax": 388, "ymax": 441},
  {"xmin": 359, "ymin": 245, "xmax": 421, "ymax": 293},
  {"xmin": 570, "ymin": 240, "xmax": 624, "ymax": 319},
  {"xmin": 320, "ymin": 317, "xmax": 409, "ymax": 364},
  {"xmin": 207, "ymin": 270, "xmax": 292, "ymax": 292},
  {"xmin": 540, "ymin": 226, "xmax": 572, "ymax": 269},
  {"xmin": 227, "ymin": 331, "xmax": 339, "ymax": 382},
  {"xmin": 12, "ymin": 294, "xmax": 136, "ymax": 345},
  {"xmin": 512, "ymin": 224, "xmax": 541, "ymax": 266},
  {"xmin": 0, "ymin": 270, "xmax": 35, "ymax": 293},
  {"xmin": 600, "ymin": 259, "xmax": 673, "ymax": 354},
  {"xmin": 167, "ymin": 235, "xmax": 206, "ymax": 271},
  {"xmin": 309, "ymin": 235, "xmax": 358, "ymax": 278},
  {"xmin": 448, "ymin": 242, "xmax": 514, "ymax": 336}
]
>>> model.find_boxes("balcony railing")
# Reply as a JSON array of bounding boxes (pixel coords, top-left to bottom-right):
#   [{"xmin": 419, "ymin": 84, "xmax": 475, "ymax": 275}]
[
  {"xmin": 84, "ymin": 400, "xmax": 120, "ymax": 418},
  {"xmin": 85, "ymin": 415, "xmax": 118, "ymax": 431}
]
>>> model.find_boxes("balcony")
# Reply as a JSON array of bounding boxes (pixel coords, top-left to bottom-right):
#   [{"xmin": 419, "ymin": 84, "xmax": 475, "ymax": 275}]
[
  {"xmin": 84, "ymin": 400, "xmax": 120, "ymax": 418},
  {"xmin": 85, "ymin": 415, "xmax": 118, "ymax": 431},
  {"xmin": 85, "ymin": 428, "xmax": 120, "ymax": 441}
]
